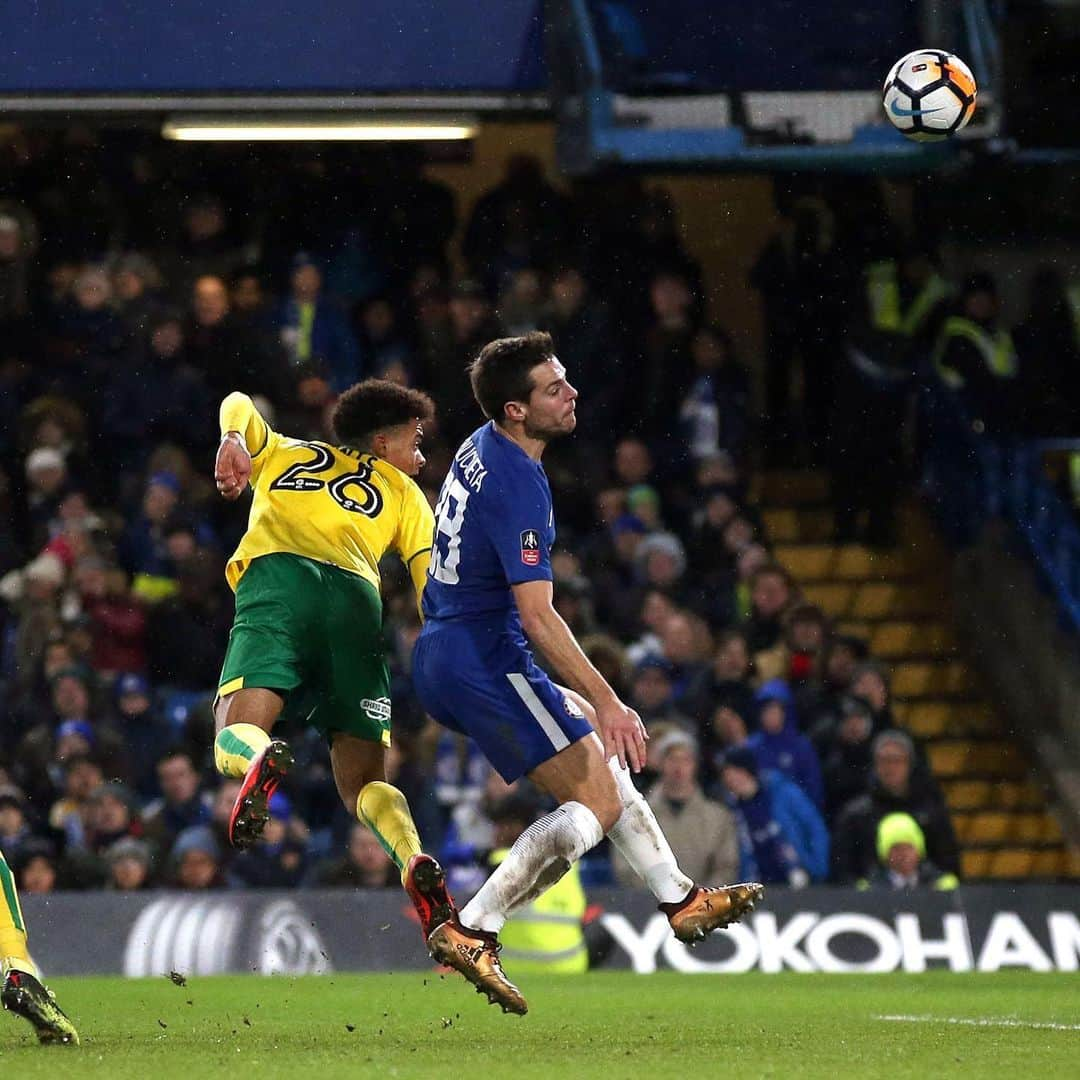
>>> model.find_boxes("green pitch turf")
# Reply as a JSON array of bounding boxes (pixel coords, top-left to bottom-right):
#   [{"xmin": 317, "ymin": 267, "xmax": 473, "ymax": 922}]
[{"xmin": 2, "ymin": 971, "xmax": 1076, "ymax": 1078}]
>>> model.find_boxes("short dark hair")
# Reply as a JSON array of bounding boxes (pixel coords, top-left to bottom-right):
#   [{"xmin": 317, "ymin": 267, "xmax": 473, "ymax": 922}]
[
  {"xmin": 468, "ymin": 331, "xmax": 555, "ymax": 422},
  {"xmin": 332, "ymin": 379, "xmax": 434, "ymax": 447}
]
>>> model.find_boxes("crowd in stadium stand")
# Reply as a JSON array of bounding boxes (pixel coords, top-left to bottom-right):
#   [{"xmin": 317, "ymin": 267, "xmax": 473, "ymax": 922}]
[{"xmin": 6, "ymin": 132, "xmax": 1075, "ymax": 898}]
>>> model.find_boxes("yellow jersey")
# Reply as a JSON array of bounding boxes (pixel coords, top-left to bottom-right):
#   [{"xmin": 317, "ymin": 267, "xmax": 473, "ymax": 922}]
[{"xmin": 219, "ymin": 393, "xmax": 434, "ymax": 605}]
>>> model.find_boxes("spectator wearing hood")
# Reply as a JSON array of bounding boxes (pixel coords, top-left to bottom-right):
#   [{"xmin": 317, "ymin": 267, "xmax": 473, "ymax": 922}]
[
  {"xmin": 819, "ymin": 694, "xmax": 882, "ymax": 822},
  {"xmin": 719, "ymin": 747, "xmax": 829, "ymax": 886},
  {"xmin": 831, "ymin": 729, "xmax": 959, "ymax": 883},
  {"xmin": 746, "ymin": 679, "xmax": 824, "ymax": 810},
  {"xmin": 857, "ymin": 812, "xmax": 959, "ymax": 892}
]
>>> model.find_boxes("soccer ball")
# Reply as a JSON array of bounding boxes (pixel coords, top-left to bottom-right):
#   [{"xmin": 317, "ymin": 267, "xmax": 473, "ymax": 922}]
[{"xmin": 882, "ymin": 49, "xmax": 977, "ymax": 142}]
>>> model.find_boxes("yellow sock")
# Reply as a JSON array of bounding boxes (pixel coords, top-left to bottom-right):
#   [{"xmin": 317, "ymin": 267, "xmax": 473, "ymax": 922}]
[
  {"xmin": 357, "ymin": 781, "xmax": 423, "ymax": 882},
  {"xmin": 0, "ymin": 851, "xmax": 38, "ymax": 980},
  {"xmin": 214, "ymin": 723, "xmax": 272, "ymax": 778}
]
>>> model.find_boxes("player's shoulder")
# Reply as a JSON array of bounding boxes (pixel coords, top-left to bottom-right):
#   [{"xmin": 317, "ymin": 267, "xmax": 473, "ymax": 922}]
[{"xmin": 467, "ymin": 423, "xmax": 547, "ymax": 493}]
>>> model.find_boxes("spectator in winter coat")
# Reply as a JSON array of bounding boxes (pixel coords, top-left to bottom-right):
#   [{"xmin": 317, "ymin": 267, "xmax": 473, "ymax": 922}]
[
  {"xmin": 613, "ymin": 730, "xmax": 738, "ymax": 888},
  {"xmin": 275, "ymin": 253, "xmax": 360, "ymax": 397},
  {"xmin": 819, "ymin": 694, "xmax": 882, "ymax": 822},
  {"xmin": 746, "ymin": 679, "xmax": 824, "ymax": 810},
  {"xmin": 831, "ymin": 730, "xmax": 959, "ymax": 882},
  {"xmin": 720, "ymin": 747, "xmax": 829, "ymax": 885}
]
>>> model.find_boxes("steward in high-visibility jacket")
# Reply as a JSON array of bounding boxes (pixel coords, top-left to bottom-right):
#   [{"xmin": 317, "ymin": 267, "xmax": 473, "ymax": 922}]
[
  {"xmin": 490, "ymin": 847, "xmax": 588, "ymax": 974},
  {"xmin": 932, "ymin": 274, "xmax": 1019, "ymax": 433},
  {"xmin": 864, "ymin": 256, "xmax": 952, "ymax": 344}
]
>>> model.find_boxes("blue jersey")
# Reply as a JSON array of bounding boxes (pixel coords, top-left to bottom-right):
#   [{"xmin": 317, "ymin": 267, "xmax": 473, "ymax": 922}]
[
  {"xmin": 414, "ymin": 422, "xmax": 592, "ymax": 782},
  {"xmin": 423, "ymin": 421, "xmax": 555, "ymax": 631}
]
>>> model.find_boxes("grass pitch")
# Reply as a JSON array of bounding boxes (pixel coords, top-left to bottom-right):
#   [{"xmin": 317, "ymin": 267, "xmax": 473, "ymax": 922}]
[{"xmin": 1, "ymin": 971, "xmax": 1076, "ymax": 1078}]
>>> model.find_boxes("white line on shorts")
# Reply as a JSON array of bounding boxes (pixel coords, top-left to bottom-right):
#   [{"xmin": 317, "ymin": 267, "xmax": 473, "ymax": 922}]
[{"xmin": 876, "ymin": 1014, "xmax": 1080, "ymax": 1032}]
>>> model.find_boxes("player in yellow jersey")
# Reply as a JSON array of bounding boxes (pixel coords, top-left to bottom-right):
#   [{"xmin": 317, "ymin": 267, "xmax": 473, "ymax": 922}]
[
  {"xmin": 1, "ymin": 850, "xmax": 79, "ymax": 1044},
  {"xmin": 211, "ymin": 380, "xmax": 455, "ymax": 938}
]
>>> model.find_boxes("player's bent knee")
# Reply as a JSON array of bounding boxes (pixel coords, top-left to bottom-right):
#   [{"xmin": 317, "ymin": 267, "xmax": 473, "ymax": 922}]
[
  {"xmin": 213, "ymin": 692, "xmax": 233, "ymax": 732},
  {"xmin": 589, "ymin": 792, "xmax": 622, "ymax": 834}
]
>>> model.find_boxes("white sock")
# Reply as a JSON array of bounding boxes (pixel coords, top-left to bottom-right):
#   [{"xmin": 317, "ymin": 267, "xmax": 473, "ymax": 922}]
[
  {"xmin": 460, "ymin": 801, "xmax": 603, "ymax": 934},
  {"xmin": 605, "ymin": 753, "xmax": 694, "ymax": 904}
]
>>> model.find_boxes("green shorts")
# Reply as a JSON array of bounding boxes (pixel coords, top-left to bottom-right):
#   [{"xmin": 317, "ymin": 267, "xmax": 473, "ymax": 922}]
[{"xmin": 218, "ymin": 553, "xmax": 391, "ymax": 746}]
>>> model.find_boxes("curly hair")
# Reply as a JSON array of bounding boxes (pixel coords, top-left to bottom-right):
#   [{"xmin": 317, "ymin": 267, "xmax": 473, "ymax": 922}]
[
  {"xmin": 331, "ymin": 379, "xmax": 434, "ymax": 447},
  {"xmin": 468, "ymin": 331, "xmax": 555, "ymax": 422}
]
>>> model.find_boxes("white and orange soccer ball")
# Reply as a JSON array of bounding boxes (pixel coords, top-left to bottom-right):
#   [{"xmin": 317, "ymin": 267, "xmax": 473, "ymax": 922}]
[{"xmin": 882, "ymin": 49, "xmax": 977, "ymax": 142}]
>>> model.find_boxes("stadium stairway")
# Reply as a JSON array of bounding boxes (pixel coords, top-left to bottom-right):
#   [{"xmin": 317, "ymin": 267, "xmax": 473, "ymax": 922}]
[{"xmin": 755, "ymin": 469, "xmax": 1080, "ymax": 882}]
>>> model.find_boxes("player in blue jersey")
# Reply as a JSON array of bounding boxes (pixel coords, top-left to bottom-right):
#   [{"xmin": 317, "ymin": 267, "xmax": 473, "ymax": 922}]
[{"xmin": 413, "ymin": 332, "xmax": 763, "ymax": 1014}]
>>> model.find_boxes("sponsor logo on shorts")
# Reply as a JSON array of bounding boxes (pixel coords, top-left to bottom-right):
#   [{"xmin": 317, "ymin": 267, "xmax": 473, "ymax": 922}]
[
  {"xmin": 563, "ymin": 696, "xmax": 585, "ymax": 719},
  {"xmin": 361, "ymin": 697, "xmax": 392, "ymax": 723},
  {"xmin": 520, "ymin": 529, "xmax": 541, "ymax": 566}
]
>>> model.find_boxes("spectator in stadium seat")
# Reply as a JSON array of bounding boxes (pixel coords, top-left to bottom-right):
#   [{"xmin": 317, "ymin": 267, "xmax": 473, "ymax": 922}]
[
  {"xmin": 171, "ymin": 825, "xmax": 224, "ymax": 890},
  {"xmin": 637, "ymin": 269, "xmax": 697, "ymax": 439},
  {"xmin": 102, "ymin": 311, "xmax": 213, "ymax": 468},
  {"xmin": 0, "ymin": 790, "xmax": 35, "ymax": 863},
  {"xmin": 819, "ymin": 694, "xmax": 880, "ymax": 823},
  {"xmin": 15, "ymin": 840, "xmax": 60, "ymax": 895},
  {"xmin": 831, "ymin": 729, "xmax": 959, "ymax": 883},
  {"xmin": 541, "ymin": 264, "xmax": 622, "ymax": 435},
  {"xmin": 146, "ymin": 549, "xmax": 232, "ymax": 692},
  {"xmin": 462, "ymin": 154, "xmax": 569, "ymax": 289},
  {"xmin": 105, "ymin": 836, "xmax": 154, "ymax": 891},
  {"xmin": 746, "ymin": 679, "xmax": 824, "ymax": 810},
  {"xmin": 849, "ymin": 661, "xmax": 896, "ymax": 732},
  {"xmin": 142, "ymin": 748, "xmax": 213, "ymax": 851},
  {"xmin": 0, "ymin": 550, "xmax": 66, "ymax": 703},
  {"xmin": 22, "ymin": 447, "xmax": 70, "ymax": 553},
  {"xmin": 111, "ymin": 252, "xmax": 164, "ymax": 341},
  {"xmin": 187, "ymin": 274, "xmax": 283, "ymax": 405},
  {"xmin": 613, "ymin": 731, "xmax": 738, "ymax": 889},
  {"xmin": 311, "ymin": 820, "xmax": 396, "ymax": 888},
  {"xmin": 169, "ymin": 194, "xmax": 245, "ymax": 294},
  {"xmin": 657, "ymin": 609, "xmax": 710, "ymax": 706},
  {"xmin": 420, "ymin": 278, "xmax": 501, "ymax": 444},
  {"xmin": 497, "ymin": 266, "xmax": 546, "ymax": 336},
  {"xmin": 720, "ymin": 747, "xmax": 829, "ymax": 886},
  {"xmin": 803, "ymin": 634, "xmax": 870, "ymax": 745},
  {"xmin": 741, "ymin": 562, "xmax": 796, "ymax": 656},
  {"xmin": 0, "ymin": 206, "xmax": 37, "ymax": 333},
  {"xmin": 47, "ymin": 754, "xmax": 104, "ymax": 849},
  {"xmin": 627, "ymin": 656, "xmax": 693, "ymax": 731},
  {"xmin": 857, "ymin": 812, "xmax": 959, "ymax": 892},
  {"xmin": 226, "ymin": 792, "xmax": 307, "ymax": 889},
  {"xmin": 679, "ymin": 324, "xmax": 751, "ymax": 467},
  {"xmin": 275, "ymin": 253, "xmax": 360, "ymax": 399},
  {"xmin": 75, "ymin": 559, "xmax": 147, "ymax": 676},
  {"xmin": 355, "ymin": 294, "xmax": 412, "ymax": 384}
]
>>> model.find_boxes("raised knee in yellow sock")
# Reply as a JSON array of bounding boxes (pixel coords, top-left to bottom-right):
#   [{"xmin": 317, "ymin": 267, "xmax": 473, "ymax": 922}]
[
  {"xmin": 214, "ymin": 723, "xmax": 272, "ymax": 778},
  {"xmin": 357, "ymin": 781, "xmax": 423, "ymax": 881}
]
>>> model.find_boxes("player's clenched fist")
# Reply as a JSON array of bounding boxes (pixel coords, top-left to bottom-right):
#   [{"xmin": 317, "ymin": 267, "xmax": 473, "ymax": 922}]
[
  {"xmin": 215, "ymin": 431, "xmax": 251, "ymax": 500},
  {"xmin": 595, "ymin": 698, "xmax": 648, "ymax": 773}
]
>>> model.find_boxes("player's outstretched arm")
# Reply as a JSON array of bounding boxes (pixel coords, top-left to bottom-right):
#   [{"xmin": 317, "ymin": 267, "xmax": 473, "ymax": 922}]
[
  {"xmin": 215, "ymin": 391, "xmax": 266, "ymax": 499},
  {"xmin": 513, "ymin": 579, "xmax": 647, "ymax": 772}
]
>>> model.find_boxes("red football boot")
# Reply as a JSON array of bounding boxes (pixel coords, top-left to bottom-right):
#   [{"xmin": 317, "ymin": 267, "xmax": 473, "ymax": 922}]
[{"xmin": 228, "ymin": 739, "xmax": 294, "ymax": 849}]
